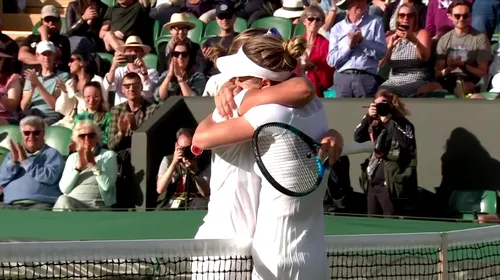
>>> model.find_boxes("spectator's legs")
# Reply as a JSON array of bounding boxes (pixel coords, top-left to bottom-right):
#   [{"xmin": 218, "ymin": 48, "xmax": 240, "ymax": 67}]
[
  {"xmin": 472, "ymin": 0, "xmax": 499, "ymax": 41},
  {"xmin": 53, "ymin": 195, "xmax": 93, "ymax": 211},
  {"xmin": 355, "ymin": 73, "xmax": 378, "ymax": 97},
  {"xmin": 199, "ymin": 9, "xmax": 216, "ymax": 23},
  {"xmin": 149, "ymin": 5, "xmax": 182, "ymax": 26},
  {"xmin": 103, "ymin": 32, "xmax": 125, "ymax": 52},
  {"xmin": 68, "ymin": 36, "xmax": 96, "ymax": 54},
  {"xmin": 366, "ymin": 185, "xmax": 380, "ymax": 215},
  {"xmin": 333, "ymin": 72, "xmax": 355, "ymax": 98},
  {"xmin": 376, "ymin": 185, "xmax": 395, "ymax": 216},
  {"xmin": 17, "ymin": 0, "xmax": 26, "ymax": 12}
]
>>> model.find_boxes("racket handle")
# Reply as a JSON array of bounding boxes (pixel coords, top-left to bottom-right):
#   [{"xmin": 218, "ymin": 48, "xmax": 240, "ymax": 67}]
[{"xmin": 191, "ymin": 145, "xmax": 203, "ymax": 156}]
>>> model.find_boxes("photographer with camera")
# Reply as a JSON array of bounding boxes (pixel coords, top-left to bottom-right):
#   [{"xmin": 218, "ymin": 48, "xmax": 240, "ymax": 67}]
[
  {"xmin": 156, "ymin": 128, "xmax": 210, "ymax": 210},
  {"xmin": 355, "ymin": 90, "xmax": 417, "ymax": 216}
]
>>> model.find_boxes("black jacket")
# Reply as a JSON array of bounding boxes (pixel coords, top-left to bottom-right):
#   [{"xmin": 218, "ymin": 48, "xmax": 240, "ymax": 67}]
[{"xmin": 355, "ymin": 114, "xmax": 418, "ymax": 199}]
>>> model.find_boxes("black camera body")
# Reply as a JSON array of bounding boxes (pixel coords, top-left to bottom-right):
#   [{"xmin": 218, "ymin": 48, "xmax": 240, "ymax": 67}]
[
  {"xmin": 183, "ymin": 146, "xmax": 197, "ymax": 160},
  {"xmin": 375, "ymin": 102, "xmax": 391, "ymax": 117},
  {"xmin": 124, "ymin": 54, "xmax": 137, "ymax": 63}
]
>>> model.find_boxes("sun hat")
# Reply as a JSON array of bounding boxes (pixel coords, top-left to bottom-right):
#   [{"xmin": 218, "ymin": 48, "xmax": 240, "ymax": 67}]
[
  {"xmin": 274, "ymin": 0, "xmax": 306, "ymax": 19},
  {"xmin": 163, "ymin": 13, "xmax": 196, "ymax": 30},
  {"xmin": 115, "ymin": 36, "xmax": 151, "ymax": 54}
]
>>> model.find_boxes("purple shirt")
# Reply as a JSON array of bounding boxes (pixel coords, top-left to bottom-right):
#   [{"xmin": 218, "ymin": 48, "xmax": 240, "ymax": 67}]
[{"xmin": 425, "ymin": 0, "xmax": 474, "ymax": 37}]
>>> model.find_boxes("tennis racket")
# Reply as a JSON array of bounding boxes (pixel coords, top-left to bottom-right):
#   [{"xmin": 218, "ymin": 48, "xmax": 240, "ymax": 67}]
[{"xmin": 252, "ymin": 122, "xmax": 373, "ymax": 197}]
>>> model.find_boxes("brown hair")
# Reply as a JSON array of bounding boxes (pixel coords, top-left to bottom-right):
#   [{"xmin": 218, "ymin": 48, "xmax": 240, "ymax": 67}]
[
  {"xmin": 82, "ymin": 81, "xmax": 108, "ymax": 123},
  {"xmin": 242, "ymin": 35, "xmax": 307, "ymax": 73},
  {"xmin": 208, "ymin": 28, "xmax": 269, "ymax": 65},
  {"xmin": 396, "ymin": 3, "xmax": 419, "ymax": 32},
  {"xmin": 373, "ymin": 89, "xmax": 410, "ymax": 117}
]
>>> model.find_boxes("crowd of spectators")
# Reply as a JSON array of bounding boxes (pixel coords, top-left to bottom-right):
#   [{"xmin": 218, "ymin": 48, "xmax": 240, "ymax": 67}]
[{"xmin": 0, "ymin": 0, "xmax": 498, "ymax": 215}]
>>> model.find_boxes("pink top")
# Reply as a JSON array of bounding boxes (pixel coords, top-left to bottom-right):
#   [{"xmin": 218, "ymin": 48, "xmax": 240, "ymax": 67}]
[{"xmin": 0, "ymin": 74, "xmax": 20, "ymax": 118}]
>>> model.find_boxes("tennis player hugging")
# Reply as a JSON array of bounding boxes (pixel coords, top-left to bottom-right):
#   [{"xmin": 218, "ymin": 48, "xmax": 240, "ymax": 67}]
[{"xmin": 192, "ymin": 30, "xmax": 344, "ymax": 280}]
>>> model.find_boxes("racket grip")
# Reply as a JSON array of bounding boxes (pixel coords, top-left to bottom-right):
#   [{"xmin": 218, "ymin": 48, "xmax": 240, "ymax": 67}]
[{"xmin": 191, "ymin": 145, "xmax": 203, "ymax": 156}]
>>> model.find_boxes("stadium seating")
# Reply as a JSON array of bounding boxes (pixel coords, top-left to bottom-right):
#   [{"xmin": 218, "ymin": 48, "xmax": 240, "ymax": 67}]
[
  {"xmin": 44, "ymin": 126, "xmax": 72, "ymax": 158},
  {"xmin": 154, "ymin": 36, "xmax": 172, "ymax": 54},
  {"xmin": 97, "ymin": 52, "xmax": 113, "ymax": 64},
  {"xmin": 250, "ymin": 17, "xmax": 293, "ymax": 40},
  {"xmin": 293, "ymin": 22, "xmax": 306, "ymax": 37},
  {"xmin": 143, "ymin": 54, "xmax": 158, "ymax": 69},
  {"xmin": 449, "ymin": 190, "xmax": 498, "ymax": 220},
  {"xmin": 32, "ymin": 18, "xmax": 68, "ymax": 35},
  {"xmin": 0, "ymin": 125, "xmax": 23, "ymax": 150},
  {"xmin": 203, "ymin": 17, "xmax": 249, "ymax": 37},
  {"xmin": 101, "ymin": 0, "xmax": 116, "ymax": 7}
]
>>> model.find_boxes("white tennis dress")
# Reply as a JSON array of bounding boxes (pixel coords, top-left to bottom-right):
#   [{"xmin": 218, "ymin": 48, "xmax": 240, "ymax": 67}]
[
  {"xmin": 244, "ymin": 97, "xmax": 329, "ymax": 280},
  {"xmin": 193, "ymin": 90, "xmax": 260, "ymax": 280}
]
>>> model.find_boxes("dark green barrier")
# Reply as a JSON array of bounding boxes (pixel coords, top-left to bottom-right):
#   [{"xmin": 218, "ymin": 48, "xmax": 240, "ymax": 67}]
[
  {"xmin": 0, "ymin": 210, "xmax": 486, "ymax": 241},
  {"xmin": 131, "ymin": 97, "xmax": 500, "ymax": 209}
]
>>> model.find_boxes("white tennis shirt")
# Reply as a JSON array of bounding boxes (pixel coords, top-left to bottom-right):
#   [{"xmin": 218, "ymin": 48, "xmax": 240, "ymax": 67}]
[
  {"xmin": 195, "ymin": 89, "xmax": 261, "ymax": 240},
  {"xmin": 244, "ymin": 97, "xmax": 329, "ymax": 280}
]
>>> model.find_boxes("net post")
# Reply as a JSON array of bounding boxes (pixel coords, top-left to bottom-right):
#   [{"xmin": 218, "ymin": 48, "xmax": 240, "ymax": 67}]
[{"xmin": 439, "ymin": 232, "xmax": 449, "ymax": 280}]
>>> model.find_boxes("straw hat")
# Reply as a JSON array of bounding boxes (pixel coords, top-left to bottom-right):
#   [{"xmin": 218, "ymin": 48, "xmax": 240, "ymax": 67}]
[
  {"xmin": 116, "ymin": 36, "xmax": 151, "ymax": 54},
  {"xmin": 274, "ymin": 0, "xmax": 305, "ymax": 19},
  {"xmin": 163, "ymin": 13, "xmax": 196, "ymax": 30},
  {"xmin": 336, "ymin": 0, "xmax": 350, "ymax": 10}
]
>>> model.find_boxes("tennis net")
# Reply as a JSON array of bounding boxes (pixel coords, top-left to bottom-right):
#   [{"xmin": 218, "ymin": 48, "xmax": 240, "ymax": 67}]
[{"xmin": 1, "ymin": 225, "xmax": 500, "ymax": 279}]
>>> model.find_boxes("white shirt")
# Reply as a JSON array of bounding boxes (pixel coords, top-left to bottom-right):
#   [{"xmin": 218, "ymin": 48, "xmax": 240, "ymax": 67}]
[
  {"xmin": 195, "ymin": 89, "xmax": 261, "ymax": 239},
  {"xmin": 244, "ymin": 98, "xmax": 329, "ymax": 280},
  {"xmin": 102, "ymin": 65, "xmax": 159, "ymax": 105},
  {"xmin": 202, "ymin": 73, "xmax": 231, "ymax": 97}
]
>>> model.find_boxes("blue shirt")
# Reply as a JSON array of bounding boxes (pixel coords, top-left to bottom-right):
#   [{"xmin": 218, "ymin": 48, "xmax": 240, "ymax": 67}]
[
  {"xmin": 327, "ymin": 14, "xmax": 387, "ymax": 75},
  {"xmin": 0, "ymin": 145, "xmax": 65, "ymax": 204}
]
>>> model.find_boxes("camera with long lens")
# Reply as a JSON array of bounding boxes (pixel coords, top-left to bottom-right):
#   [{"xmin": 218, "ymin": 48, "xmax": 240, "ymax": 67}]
[
  {"xmin": 182, "ymin": 145, "xmax": 197, "ymax": 160},
  {"xmin": 375, "ymin": 102, "xmax": 391, "ymax": 117}
]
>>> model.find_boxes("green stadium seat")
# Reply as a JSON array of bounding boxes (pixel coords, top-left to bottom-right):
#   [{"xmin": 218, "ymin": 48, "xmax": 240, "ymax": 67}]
[
  {"xmin": 97, "ymin": 52, "xmax": 114, "ymax": 64},
  {"xmin": 33, "ymin": 18, "xmax": 68, "ymax": 35},
  {"xmin": 200, "ymin": 35, "xmax": 216, "ymax": 46},
  {"xmin": 143, "ymin": 53, "xmax": 158, "ymax": 69},
  {"xmin": 0, "ymin": 125, "xmax": 22, "ymax": 150},
  {"xmin": 0, "ymin": 146, "xmax": 10, "ymax": 165},
  {"xmin": 204, "ymin": 17, "xmax": 249, "ymax": 37},
  {"xmin": 293, "ymin": 22, "xmax": 306, "ymax": 37},
  {"xmin": 154, "ymin": 35, "xmax": 172, "ymax": 54},
  {"xmin": 153, "ymin": 20, "xmax": 161, "ymax": 42},
  {"xmin": 425, "ymin": 90, "xmax": 456, "ymax": 98},
  {"xmin": 160, "ymin": 17, "xmax": 205, "ymax": 44},
  {"xmin": 101, "ymin": 0, "xmax": 115, "ymax": 7},
  {"xmin": 250, "ymin": 17, "xmax": 293, "ymax": 40},
  {"xmin": 492, "ymin": 42, "xmax": 498, "ymax": 55},
  {"xmin": 44, "ymin": 126, "xmax": 73, "ymax": 157},
  {"xmin": 378, "ymin": 64, "xmax": 390, "ymax": 81},
  {"xmin": 449, "ymin": 190, "xmax": 498, "ymax": 220}
]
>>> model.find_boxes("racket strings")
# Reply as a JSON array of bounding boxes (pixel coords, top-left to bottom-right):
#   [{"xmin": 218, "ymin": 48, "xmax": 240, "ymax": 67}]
[{"xmin": 256, "ymin": 126, "xmax": 320, "ymax": 194}]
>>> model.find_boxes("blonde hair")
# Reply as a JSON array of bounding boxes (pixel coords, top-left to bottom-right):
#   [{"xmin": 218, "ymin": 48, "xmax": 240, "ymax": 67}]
[
  {"xmin": 72, "ymin": 120, "xmax": 102, "ymax": 146},
  {"xmin": 242, "ymin": 35, "xmax": 307, "ymax": 73},
  {"xmin": 397, "ymin": 3, "xmax": 419, "ymax": 32},
  {"xmin": 209, "ymin": 28, "xmax": 269, "ymax": 65}
]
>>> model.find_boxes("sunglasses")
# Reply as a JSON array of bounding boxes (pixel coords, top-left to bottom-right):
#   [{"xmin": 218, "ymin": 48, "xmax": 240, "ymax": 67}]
[
  {"xmin": 78, "ymin": 132, "xmax": 96, "ymax": 139},
  {"xmin": 398, "ymin": 13, "xmax": 415, "ymax": 19},
  {"xmin": 453, "ymin": 13, "xmax": 470, "ymax": 20},
  {"xmin": 43, "ymin": 16, "xmax": 60, "ymax": 23},
  {"xmin": 122, "ymin": 82, "xmax": 140, "ymax": 89},
  {"xmin": 172, "ymin": 51, "xmax": 189, "ymax": 58},
  {"xmin": 307, "ymin": 17, "xmax": 322, "ymax": 22},
  {"xmin": 217, "ymin": 14, "xmax": 233, "ymax": 20},
  {"xmin": 23, "ymin": 130, "xmax": 41, "ymax": 136},
  {"xmin": 172, "ymin": 26, "xmax": 189, "ymax": 31},
  {"xmin": 69, "ymin": 57, "xmax": 81, "ymax": 63}
]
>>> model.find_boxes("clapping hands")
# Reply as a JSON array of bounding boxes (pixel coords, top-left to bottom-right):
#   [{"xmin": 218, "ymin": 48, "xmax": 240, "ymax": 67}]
[{"xmin": 9, "ymin": 140, "xmax": 27, "ymax": 164}]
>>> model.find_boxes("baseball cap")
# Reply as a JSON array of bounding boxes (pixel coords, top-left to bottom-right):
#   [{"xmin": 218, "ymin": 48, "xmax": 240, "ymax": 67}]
[
  {"xmin": 216, "ymin": 3, "xmax": 235, "ymax": 19},
  {"xmin": 36, "ymin": 41, "xmax": 56, "ymax": 54},
  {"xmin": 41, "ymin": 5, "xmax": 60, "ymax": 19}
]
